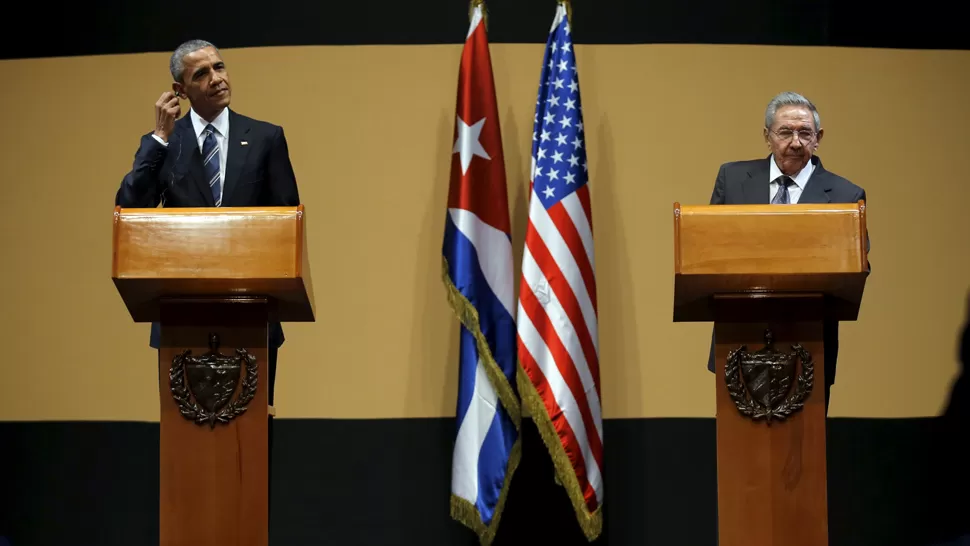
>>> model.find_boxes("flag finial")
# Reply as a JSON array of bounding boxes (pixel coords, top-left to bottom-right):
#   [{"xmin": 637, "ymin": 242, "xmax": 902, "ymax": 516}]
[
  {"xmin": 557, "ymin": 0, "xmax": 573, "ymax": 25},
  {"xmin": 469, "ymin": 0, "xmax": 488, "ymax": 30}
]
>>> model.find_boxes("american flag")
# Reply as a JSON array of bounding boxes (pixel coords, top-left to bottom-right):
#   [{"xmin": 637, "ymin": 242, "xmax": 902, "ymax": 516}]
[
  {"xmin": 441, "ymin": 4, "xmax": 521, "ymax": 545},
  {"xmin": 516, "ymin": 2, "xmax": 603, "ymax": 540}
]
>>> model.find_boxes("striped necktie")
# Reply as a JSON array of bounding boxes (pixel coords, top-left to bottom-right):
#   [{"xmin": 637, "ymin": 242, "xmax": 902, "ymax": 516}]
[
  {"xmin": 771, "ymin": 175, "xmax": 794, "ymax": 204},
  {"xmin": 202, "ymin": 124, "xmax": 222, "ymax": 206}
]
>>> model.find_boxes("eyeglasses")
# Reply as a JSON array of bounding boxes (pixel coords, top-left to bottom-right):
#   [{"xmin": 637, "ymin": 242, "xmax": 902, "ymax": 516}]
[{"xmin": 770, "ymin": 129, "xmax": 817, "ymax": 143}]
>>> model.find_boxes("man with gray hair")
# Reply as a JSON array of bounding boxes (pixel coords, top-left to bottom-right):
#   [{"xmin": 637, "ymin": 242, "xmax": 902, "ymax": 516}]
[
  {"xmin": 706, "ymin": 91, "xmax": 869, "ymax": 413},
  {"xmin": 115, "ymin": 39, "xmax": 301, "ymax": 407}
]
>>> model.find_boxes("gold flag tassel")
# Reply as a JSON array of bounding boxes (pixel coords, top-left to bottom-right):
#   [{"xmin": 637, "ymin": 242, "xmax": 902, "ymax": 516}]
[
  {"xmin": 450, "ymin": 442, "xmax": 522, "ymax": 546},
  {"xmin": 518, "ymin": 368, "xmax": 603, "ymax": 540}
]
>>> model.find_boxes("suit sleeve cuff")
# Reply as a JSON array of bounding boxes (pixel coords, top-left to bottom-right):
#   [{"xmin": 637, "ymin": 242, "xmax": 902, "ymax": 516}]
[{"xmin": 151, "ymin": 134, "xmax": 169, "ymax": 147}]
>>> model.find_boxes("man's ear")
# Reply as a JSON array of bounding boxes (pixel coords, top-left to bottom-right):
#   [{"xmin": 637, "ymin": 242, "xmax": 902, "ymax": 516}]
[
  {"xmin": 814, "ymin": 127, "xmax": 824, "ymax": 152},
  {"xmin": 172, "ymin": 82, "xmax": 184, "ymax": 98}
]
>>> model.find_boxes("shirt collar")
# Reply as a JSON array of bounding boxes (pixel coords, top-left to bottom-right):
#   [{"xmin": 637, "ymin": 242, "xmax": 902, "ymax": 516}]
[
  {"xmin": 189, "ymin": 107, "xmax": 229, "ymax": 140},
  {"xmin": 769, "ymin": 154, "xmax": 815, "ymax": 188}
]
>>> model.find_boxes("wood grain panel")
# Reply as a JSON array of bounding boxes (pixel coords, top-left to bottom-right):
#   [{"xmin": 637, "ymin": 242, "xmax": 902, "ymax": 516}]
[
  {"xmin": 111, "ymin": 206, "xmax": 314, "ymax": 322},
  {"xmin": 675, "ymin": 202, "xmax": 867, "ymax": 275},
  {"xmin": 713, "ymin": 296, "xmax": 829, "ymax": 546},
  {"xmin": 158, "ymin": 300, "xmax": 269, "ymax": 546},
  {"xmin": 673, "ymin": 202, "xmax": 869, "ymax": 322}
]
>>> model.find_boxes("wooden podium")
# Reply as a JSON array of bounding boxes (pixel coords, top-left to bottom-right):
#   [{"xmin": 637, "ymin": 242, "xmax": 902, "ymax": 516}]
[
  {"xmin": 111, "ymin": 205, "xmax": 315, "ymax": 546},
  {"xmin": 672, "ymin": 201, "xmax": 868, "ymax": 546}
]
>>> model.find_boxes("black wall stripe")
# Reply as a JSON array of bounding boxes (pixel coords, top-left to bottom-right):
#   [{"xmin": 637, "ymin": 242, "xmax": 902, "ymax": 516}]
[
  {"xmin": 1, "ymin": 0, "xmax": 966, "ymax": 60},
  {"xmin": 2, "ymin": 417, "xmax": 968, "ymax": 545}
]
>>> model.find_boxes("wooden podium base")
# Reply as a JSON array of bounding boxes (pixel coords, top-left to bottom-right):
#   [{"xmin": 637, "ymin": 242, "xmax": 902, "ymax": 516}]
[
  {"xmin": 713, "ymin": 295, "xmax": 829, "ymax": 546},
  {"xmin": 158, "ymin": 298, "xmax": 269, "ymax": 546}
]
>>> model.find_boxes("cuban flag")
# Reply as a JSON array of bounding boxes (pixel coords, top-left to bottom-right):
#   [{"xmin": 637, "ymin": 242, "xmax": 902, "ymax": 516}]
[
  {"xmin": 440, "ymin": 3, "xmax": 521, "ymax": 545},
  {"xmin": 515, "ymin": 2, "xmax": 603, "ymax": 541}
]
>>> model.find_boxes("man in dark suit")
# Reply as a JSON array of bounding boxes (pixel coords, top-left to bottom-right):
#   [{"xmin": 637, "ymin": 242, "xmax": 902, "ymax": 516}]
[
  {"xmin": 115, "ymin": 39, "xmax": 300, "ymax": 407},
  {"xmin": 707, "ymin": 91, "xmax": 869, "ymax": 413}
]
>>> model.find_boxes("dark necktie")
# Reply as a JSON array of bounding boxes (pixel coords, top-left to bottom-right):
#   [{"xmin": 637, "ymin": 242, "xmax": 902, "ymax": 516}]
[
  {"xmin": 202, "ymin": 124, "xmax": 222, "ymax": 206},
  {"xmin": 771, "ymin": 176, "xmax": 794, "ymax": 204}
]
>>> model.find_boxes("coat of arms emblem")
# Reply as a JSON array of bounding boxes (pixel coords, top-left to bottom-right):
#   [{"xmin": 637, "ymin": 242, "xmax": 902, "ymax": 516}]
[
  {"xmin": 724, "ymin": 329, "xmax": 814, "ymax": 423},
  {"xmin": 169, "ymin": 333, "xmax": 258, "ymax": 429}
]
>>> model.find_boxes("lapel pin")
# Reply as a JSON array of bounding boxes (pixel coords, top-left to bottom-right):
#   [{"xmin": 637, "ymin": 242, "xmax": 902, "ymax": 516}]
[{"xmin": 241, "ymin": 141, "xmax": 249, "ymax": 146}]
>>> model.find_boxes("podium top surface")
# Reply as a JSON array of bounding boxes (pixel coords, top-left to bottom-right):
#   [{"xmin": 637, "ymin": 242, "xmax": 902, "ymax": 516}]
[
  {"xmin": 672, "ymin": 202, "xmax": 868, "ymax": 322},
  {"xmin": 111, "ymin": 205, "xmax": 315, "ymax": 323}
]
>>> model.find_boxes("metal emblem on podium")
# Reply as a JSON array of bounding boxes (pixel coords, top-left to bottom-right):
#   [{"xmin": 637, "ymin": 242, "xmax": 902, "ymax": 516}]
[
  {"xmin": 725, "ymin": 329, "xmax": 814, "ymax": 424},
  {"xmin": 170, "ymin": 333, "xmax": 258, "ymax": 429}
]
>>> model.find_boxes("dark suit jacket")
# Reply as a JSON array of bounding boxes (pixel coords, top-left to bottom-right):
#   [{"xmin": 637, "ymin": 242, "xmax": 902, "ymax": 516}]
[
  {"xmin": 115, "ymin": 108, "xmax": 300, "ymax": 349},
  {"xmin": 706, "ymin": 155, "xmax": 869, "ymax": 387}
]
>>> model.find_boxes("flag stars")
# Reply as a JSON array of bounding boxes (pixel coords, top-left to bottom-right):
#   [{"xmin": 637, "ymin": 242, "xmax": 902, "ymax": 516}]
[
  {"xmin": 544, "ymin": 112, "xmax": 555, "ymax": 125},
  {"xmin": 571, "ymin": 136, "xmax": 583, "ymax": 150},
  {"xmin": 553, "ymin": 78, "xmax": 564, "ymax": 90},
  {"xmin": 551, "ymin": 150, "xmax": 563, "ymax": 164},
  {"xmin": 555, "ymin": 133, "xmax": 568, "ymax": 146},
  {"xmin": 546, "ymin": 95, "xmax": 560, "ymax": 107},
  {"xmin": 543, "ymin": 186, "xmax": 555, "ymax": 199},
  {"xmin": 547, "ymin": 169, "xmax": 560, "ymax": 181},
  {"xmin": 564, "ymin": 98, "xmax": 576, "ymax": 111},
  {"xmin": 537, "ymin": 147, "xmax": 548, "ymax": 160},
  {"xmin": 558, "ymin": 60, "xmax": 569, "ymax": 72},
  {"xmin": 565, "ymin": 172, "xmax": 576, "ymax": 184},
  {"xmin": 541, "ymin": 130, "xmax": 551, "ymax": 143},
  {"xmin": 559, "ymin": 116, "xmax": 572, "ymax": 129},
  {"xmin": 568, "ymin": 153, "xmax": 579, "ymax": 167},
  {"xmin": 568, "ymin": 80, "xmax": 578, "ymax": 93}
]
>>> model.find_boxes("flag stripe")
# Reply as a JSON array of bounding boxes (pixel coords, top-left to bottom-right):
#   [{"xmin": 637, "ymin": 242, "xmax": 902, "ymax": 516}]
[
  {"xmin": 517, "ymin": 299, "xmax": 603, "ymax": 506},
  {"xmin": 452, "ymin": 351, "xmax": 499, "ymax": 506},
  {"xmin": 447, "ymin": 207, "xmax": 515, "ymax": 318},
  {"xmin": 522, "ymin": 202, "xmax": 601, "ymax": 394},
  {"xmin": 526, "ymin": 190, "xmax": 599, "ymax": 353},
  {"xmin": 560, "ymin": 190, "xmax": 596, "ymax": 276},
  {"xmin": 517, "ymin": 282, "xmax": 604, "ymax": 480},
  {"xmin": 576, "ymin": 184, "xmax": 594, "ymax": 238},
  {"xmin": 546, "ymin": 196, "xmax": 599, "ymax": 322},
  {"xmin": 517, "ymin": 348, "xmax": 598, "ymax": 508},
  {"xmin": 521, "ymin": 246, "xmax": 603, "ymax": 441}
]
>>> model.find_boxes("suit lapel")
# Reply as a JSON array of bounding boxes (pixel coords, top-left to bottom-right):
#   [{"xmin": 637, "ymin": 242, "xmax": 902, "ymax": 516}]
[
  {"xmin": 742, "ymin": 157, "xmax": 771, "ymax": 204},
  {"xmin": 175, "ymin": 115, "xmax": 215, "ymax": 206},
  {"xmin": 221, "ymin": 110, "xmax": 251, "ymax": 206},
  {"xmin": 798, "ymin": 157, "xmax": 832, "ymax": 204}
]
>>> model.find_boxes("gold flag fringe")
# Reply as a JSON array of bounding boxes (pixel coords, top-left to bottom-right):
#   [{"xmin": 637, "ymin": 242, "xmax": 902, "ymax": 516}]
[
  {"xmin": 441, "ymin": 257, "xmax": 522, "ymax": 426},
  {"xmin": 469, "ymin": 0, "xmax": 488, "ymax": 31},
  {"xmin": 450, "ymin": 438, "xmax": 522, "ymax": 546},
  {"xmin": 517, "ymin": 367, "xmax": 603, "ymax": 541}
]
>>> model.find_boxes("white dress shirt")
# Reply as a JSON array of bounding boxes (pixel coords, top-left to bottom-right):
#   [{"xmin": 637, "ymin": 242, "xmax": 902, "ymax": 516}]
[
  {"xmin": 768, "ymin": 154, "xmax": 814, "ymax": 203},
  {"xmin": 151, "ymin": 107, "xmax": 229, "ymax": 198}
]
